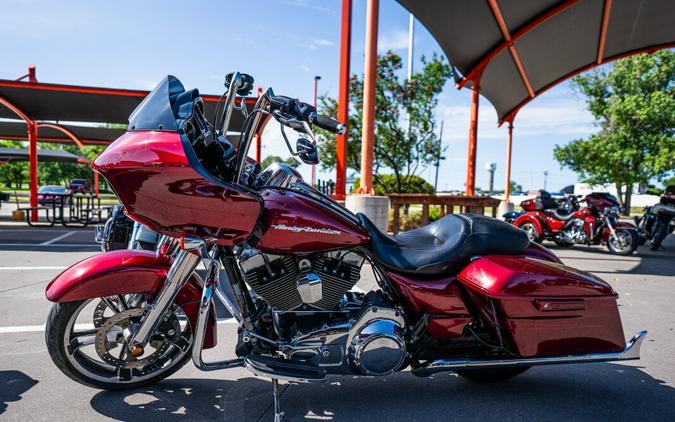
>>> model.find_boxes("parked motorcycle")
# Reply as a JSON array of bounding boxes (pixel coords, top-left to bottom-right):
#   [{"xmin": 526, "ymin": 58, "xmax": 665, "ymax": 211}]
[
  {"xmin": 44, "ymin": 73, "xmax": 645, "ymax": 421},
  {"xmin": 514, "ymin": 191, "xmax": 638, "ymax": 255},
  {"xmin": 635, "ymin": 190, "xmax": 675, "ymax": 250},
  {"xmin": 95, "ymin": 204, "xmax": 159, "ymax": 251}
]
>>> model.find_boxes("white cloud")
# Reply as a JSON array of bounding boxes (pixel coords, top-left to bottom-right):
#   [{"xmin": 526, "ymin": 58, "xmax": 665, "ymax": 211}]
[
  {"xmin": 300, "ymin": 65, "xmax": 311, "ymax": 73},
  {"xmin": 313, "ymin": 38, "xmax": 334, "ymax": 47},
  {"xmin": 283, "ymin": 0, "xmax": 332, "ymax": 13},
  {"xmin": 378, "ymin": 29, "xmax": 409, "ymax": 52}
]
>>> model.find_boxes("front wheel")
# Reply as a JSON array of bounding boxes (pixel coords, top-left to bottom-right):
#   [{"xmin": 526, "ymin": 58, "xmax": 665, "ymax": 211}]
[
  {"xmin": 650, "ymin": 220, "xmax": 670, "ymax": 251},
  {"xmin": 455, "ymin": 366, "xmax": 530, "ymax": 383},
  {"xmin": 607, "ymin": 229, "xmax": 638, "ymax": 255},
  {"xmin": 45, "ymin": 296, "xmax": 193, "ymax": 390}
]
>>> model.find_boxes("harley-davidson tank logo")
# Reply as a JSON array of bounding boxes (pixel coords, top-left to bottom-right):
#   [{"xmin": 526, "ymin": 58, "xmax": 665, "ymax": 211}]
[{"xmin": 271, "ymin": 224, "xmax": 341, "ymax": 236}]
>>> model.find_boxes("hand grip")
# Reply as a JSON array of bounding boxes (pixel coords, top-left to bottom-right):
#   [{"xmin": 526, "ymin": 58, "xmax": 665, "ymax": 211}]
[{"xmin": 314, "ymin": 115, "xmax": 346, "ymax": 134}]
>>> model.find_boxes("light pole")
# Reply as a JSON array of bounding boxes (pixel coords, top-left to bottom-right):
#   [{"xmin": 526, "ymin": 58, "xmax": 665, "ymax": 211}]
[
  {"xmin": 312, "ymin": 75, "xmax": 321, "ymax": 187},
  {"xmin": 485, "ymin": 162, "xmax": 497, "ymax": 193},
  {"xmin": 543, "ymin": 170, "xmax": 549, "ymax": 191}
]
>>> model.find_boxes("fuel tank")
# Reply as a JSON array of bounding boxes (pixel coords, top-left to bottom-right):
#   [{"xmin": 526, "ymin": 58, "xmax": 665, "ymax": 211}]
[
  {"xmin": 255, "ymin": 188, "xmax": 370, "ymax": 254},
  {"xmin": 93, "ymin": 131, "xmax": 262, "ymax": 245}
]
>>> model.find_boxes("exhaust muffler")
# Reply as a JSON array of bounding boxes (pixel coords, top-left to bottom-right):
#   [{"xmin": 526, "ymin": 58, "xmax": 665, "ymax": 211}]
[{"xmin": 412, "ymin": 330, "xmax": 647, "ymax": 377}]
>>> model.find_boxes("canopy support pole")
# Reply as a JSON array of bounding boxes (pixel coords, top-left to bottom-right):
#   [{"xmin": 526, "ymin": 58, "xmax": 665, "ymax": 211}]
[
  {"xmin": 356, "ymin": 0, "xmax": 378, "ymax": 195},
  {"xmin": 504, "ymin": 121, "xmax": 514, "ymax": 202},
  {"xmin": 465, "ymin": 83, "xmax": 479, "ymax": 196},
  {"xmin": 28, "ymin": 121, "xmax": 38, "ymax": 222},
  {"xmin": 335, "ymin": 0, "xmax": 352, "ymax": 200}
]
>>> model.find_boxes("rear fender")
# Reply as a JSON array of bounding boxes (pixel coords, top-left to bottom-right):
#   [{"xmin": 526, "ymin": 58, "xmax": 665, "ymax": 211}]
[
  {"xmin": 45, "ymin": 250, "xmax": 217, "ymax": 348},
  {"xmin": 514, "ymin": 213, "xmax": 546, "ymax": 234}
]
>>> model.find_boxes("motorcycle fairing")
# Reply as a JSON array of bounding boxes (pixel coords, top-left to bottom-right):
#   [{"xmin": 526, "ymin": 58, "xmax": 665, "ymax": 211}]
[
  {"xmin": 45, "ymin": 249, "xmax": 217, "ymax": 348},
  {"xmin": 457, "ymin": 255, "xmax": 625, "ymax": 357}
]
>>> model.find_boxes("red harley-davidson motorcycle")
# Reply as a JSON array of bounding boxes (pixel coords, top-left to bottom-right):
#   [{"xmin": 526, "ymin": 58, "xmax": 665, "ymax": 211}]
[
  {"xmin": 514, "ymin": 192, "xmax": 639, "ymax": 255},
  {"xmin": 44, "ymin": 73, "xmax": 645, "ymax": 421}
]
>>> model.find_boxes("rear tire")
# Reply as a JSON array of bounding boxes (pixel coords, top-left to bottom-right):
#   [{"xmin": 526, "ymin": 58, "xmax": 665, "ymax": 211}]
[
  {"xmin": 45, "ymin": 300, "xmax": 192, "ymax": 390},
  {"xmin": 455, "ymin": 366, "xmax": 530, "ymax": 383},
  {"xmin": 519, "ymin": 222, "xmax": 543, "ymax": 243}
]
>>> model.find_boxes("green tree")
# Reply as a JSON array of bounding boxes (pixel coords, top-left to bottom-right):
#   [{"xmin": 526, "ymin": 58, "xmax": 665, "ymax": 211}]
[
  {"xmin": 353, "ymin": 174, "xmax": 434, "ymax": 196},
  {"xmin": 37, "ymin": 143, "xmax": 105, "ymax": 187},
  {"xmin": 510, "ymin": 180, "xmax": 523, "ymax": 193},
  {"xmin": 554, "ymin": 50, "xmax": 675, "ymax": 211},
  {"xmin": 260, "ymin": 155, "xmax": 300, "ymax": 169},
  {"xmin": 316, "ymin": 51, "xmax": 451, "ymax": 194},
  {"xmin": 0, "ymin": 140, "xmax": 29, "ymax": 189}
]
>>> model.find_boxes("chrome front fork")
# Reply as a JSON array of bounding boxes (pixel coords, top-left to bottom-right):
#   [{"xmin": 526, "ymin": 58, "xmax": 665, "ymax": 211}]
[{"xmin": 130, "ymin": 237, "xmax": 243, "ymax": 371}]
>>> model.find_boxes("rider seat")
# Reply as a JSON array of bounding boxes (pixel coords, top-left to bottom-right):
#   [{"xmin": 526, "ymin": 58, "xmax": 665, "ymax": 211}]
[{"xmin": 357, "ymin": 213, "xmax": 530, "ymax": 275}]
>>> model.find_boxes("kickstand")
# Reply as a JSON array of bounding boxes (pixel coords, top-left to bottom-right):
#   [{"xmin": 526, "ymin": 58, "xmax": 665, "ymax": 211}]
[{"xmin": 273, "ymin": 378, "xmax": 284, "ymax": 422}]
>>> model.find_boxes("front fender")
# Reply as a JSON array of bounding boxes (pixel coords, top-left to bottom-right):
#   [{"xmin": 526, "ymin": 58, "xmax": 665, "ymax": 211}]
[{"xmin": 45, "ymin": 250, "xmax": 217, "ymax": 348}]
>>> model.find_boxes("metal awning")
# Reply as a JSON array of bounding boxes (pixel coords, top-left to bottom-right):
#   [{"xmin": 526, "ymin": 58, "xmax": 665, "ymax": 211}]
[
  {"xmin": 0, "ymin": 147, "xmax": 86, "ymax": 163},
  {"xmin": 0, "ymin": 78, "xmax": 257, "ymax": 144},
  {"xmin": 397, "ymin": 0, "xmax": 675, "ymax": 124}
]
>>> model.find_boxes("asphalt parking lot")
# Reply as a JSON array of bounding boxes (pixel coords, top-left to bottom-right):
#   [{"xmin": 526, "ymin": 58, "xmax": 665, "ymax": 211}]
[{"xmin": 1, "ymin": 224, "xmax": 674, "ymax": 421}]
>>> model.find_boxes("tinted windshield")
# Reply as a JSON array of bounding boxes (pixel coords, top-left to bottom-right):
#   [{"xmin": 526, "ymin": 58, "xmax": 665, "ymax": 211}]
[{"xmin": 129, "ymin": 75, "xmax": 198, "ymax": 131}]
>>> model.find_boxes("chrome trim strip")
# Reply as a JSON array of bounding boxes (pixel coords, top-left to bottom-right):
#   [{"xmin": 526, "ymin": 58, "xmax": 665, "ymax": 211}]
[{"xmin": 412, "ymin": 330, "xmax": 647, "ymax": 377}]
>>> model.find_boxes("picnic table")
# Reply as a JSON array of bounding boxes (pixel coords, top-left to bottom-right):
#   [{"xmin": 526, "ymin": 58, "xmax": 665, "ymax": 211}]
[{"xmin": 20, "ymin": 192, "xmax": 112, "ymax": 227}]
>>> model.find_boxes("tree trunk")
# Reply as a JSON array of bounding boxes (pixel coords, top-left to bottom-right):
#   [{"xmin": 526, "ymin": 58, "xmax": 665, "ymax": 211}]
[
  {"xmin": 623, "ymin": 183, "xmax": 633, "ymax": 215},
  {"xmin": 615, "ymin": 183, "xmax": 624, "ymax": 207}
]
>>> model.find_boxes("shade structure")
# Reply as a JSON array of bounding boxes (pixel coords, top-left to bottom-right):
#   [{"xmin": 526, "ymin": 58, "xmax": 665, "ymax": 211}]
[
  {"xmin": 0, "ymin": 78, "xmax": 257, "ymax": 144},
  {"xmin": 0, "ymin": 147, "xmax": 86, "ymax": 163},
  {"xmin": 396, "ymin": 0, "xmax": 675, "ymax": 124},
  {"xmin": 0, "ymin": 121, "xmax": 124, "ymax": 145}
]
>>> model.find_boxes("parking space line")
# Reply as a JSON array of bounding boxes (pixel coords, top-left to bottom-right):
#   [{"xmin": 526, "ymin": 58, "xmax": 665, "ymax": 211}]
[
  {"xmin": 0, "ymin": 266, "xmax": 68, "ymax": 270},
  {"xmin": 40, "ymin": 231, "xmax": 76, "ymax": 245},
  {"xmin": 0, "ymin": 318, "xmax": 237, "ymax": 334}
]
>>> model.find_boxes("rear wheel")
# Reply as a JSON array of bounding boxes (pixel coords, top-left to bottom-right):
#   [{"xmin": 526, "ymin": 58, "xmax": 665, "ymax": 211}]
[
  {"xmin": 455, "ymin": 366, "xmax": 530, "ymax": 383},
  {"xmin": 45, "ymin": 296, "xmax": 193, "ymax": 390},
  {"xmin": 519, "ymin": 222, "xmax": 543, "ymax": 243}
]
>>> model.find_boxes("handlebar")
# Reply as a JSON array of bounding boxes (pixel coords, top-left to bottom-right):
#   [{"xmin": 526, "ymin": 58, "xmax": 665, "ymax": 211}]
[{"xmin": 270, "ymin": 95, "xmax": 345, "ymax": 134}]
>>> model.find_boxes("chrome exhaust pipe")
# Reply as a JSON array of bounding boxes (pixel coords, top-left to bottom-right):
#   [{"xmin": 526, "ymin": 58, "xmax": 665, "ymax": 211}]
[{"xmin": 412, "ymin": 330, "xmax": 647, "ymax": 378}]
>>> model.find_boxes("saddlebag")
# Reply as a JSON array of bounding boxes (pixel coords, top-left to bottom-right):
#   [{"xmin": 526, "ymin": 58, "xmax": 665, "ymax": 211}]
[{"xmin": 457, "ymin": 255, "xmax": 625, "ymax": 357}]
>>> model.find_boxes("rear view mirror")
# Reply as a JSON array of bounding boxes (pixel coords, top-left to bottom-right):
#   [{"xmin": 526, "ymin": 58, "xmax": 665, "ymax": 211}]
[{"xmin": 296, "ymin": 138, "xmax": 319, "ymax": 165}]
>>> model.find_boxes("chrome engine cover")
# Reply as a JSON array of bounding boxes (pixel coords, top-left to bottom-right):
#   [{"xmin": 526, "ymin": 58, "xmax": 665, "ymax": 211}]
[
  {"xmin": 348, "ymin": 306, "xmax": 406, "ymax": 376},
  {"xmin": 288, "ymin": 301, "xmax": 406, "ymax": 376}
]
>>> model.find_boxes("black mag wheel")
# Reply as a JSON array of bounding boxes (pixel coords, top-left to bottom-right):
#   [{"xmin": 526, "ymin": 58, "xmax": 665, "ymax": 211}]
[
  {"xmin": 455, "ymin": 366, "xmax": 530, "ymax": 383},
  {"xmin": 45, "ymin": 295, "xmax": 193, "ymax": 390}
]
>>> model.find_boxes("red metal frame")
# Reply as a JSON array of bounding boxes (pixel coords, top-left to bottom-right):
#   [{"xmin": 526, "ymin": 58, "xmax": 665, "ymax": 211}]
[
  {"xmin": 457, "ymin": 0, "xmax": 581, "ymax": 89},
  {"xmin": 356, "ymin": 0, "xmax": 378, "ymax": 195},
  {"xmin": 504, "ymin": 122, "xmax": 513, "ymax": 202},
  {"xmin": 597, "ymin": 0, "xmax": 613, "ymax": 64},
  {"xmin": 465, "ymin": 84, "xmax": 480, "ymax": 196},
  {"xmin": 499, "ymin": 42, "xmax": 675, "ymax": 125},
  {"xmin": 487, "ymin": 0, "xmax": 535, "ymax": 98},
  {"xmin": 0, "ymin": 79, "xmax": 257, "ymax": 105},
  {"xmin": 334, "ymin": 0, "xmax": 352, "ymax": 200}
]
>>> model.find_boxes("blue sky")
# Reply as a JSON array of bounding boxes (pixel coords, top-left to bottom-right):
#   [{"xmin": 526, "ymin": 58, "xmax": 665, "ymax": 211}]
[{"xmin": 1, "ymin": 0, "xmax": 601, "ymax": 191}]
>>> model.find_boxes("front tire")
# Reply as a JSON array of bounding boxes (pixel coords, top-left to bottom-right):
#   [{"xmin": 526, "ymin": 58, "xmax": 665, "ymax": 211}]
[
  {"xmin": 46, "ymin": 299, "xmax": 193, "ymax": 390},
  {"xmin": 607, "ymin": 229, "xmax": 638, "ymax": 255},
  {"xmin": 455, "ymin": 366, "xmax": 530, "ymax": 383},
  {"xmin": 650, "ymin": 220, "xmax": 669, "ymax": 251}
]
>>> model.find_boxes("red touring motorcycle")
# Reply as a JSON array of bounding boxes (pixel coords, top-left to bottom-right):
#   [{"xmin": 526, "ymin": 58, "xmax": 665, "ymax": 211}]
[
  {"xmin": 514, "ymin": 192, "xmax": 639, "ymax": 255},
  {"xmin": 45, "ymin": 73, "xmax": 645, "ymax": 420}
]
